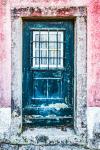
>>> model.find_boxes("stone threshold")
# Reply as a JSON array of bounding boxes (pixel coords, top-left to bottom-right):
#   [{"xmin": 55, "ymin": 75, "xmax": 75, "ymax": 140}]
[{"xmin": 0, "ymin": 144, "xmax": 91, "ymax": 150}]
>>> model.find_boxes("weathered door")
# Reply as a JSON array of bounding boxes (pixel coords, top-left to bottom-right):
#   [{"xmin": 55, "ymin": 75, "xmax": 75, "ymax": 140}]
[{"xmin": 22, "ymin": 20, "xmax": 74, "ymax": 127}]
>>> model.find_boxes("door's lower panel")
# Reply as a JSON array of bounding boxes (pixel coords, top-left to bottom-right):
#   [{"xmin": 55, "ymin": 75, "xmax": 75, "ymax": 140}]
[
  {"xmin": 22, "ymin": 116, "xmax": 73, "ymax": 127},
  {"xmin": 22, "ymin": 104, "xmax": 73, "ymax": 127}
]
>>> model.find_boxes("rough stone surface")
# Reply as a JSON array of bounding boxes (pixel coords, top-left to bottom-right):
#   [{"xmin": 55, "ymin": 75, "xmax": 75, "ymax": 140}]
[
  {"xmin": 0, "ymin": 0, "xmax": 100, "ymax": 150},
  {"xmin": 0, "ymin": 108, "xmax": 11, "ymax": 133},
  {"xmin": 0, "ymin": 144, "xmax": 90, "ymax": 150},
  {"xmin": 10, "ymin": 0, "xmax": 87, "ymax": 8},
  {"xmin": 0, "ymin": 144, "xmax": 18, "ymax": 150},
  {"xmin": 87, "ymin": 107, "xmax": 100, "ymax": 149}
]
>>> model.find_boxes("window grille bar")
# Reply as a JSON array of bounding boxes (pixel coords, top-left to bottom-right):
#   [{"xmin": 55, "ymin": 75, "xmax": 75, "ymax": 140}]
[
  {"xmin": 32, "ymin": 57, "xmax": 63, "ymax": 59},
  {"xmin": 31, "ymin": 41, "xmax": 64, "ymax": 43}
]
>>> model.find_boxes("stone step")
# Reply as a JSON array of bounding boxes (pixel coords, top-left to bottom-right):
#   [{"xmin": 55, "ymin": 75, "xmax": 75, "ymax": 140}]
[{"xmin": 0, "ymin": 144, "xmax": 91, "ymax": 150}]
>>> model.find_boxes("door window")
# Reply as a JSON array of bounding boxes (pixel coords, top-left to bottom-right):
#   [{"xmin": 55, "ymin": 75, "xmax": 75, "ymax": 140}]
[{"xmin": 32, "ymin": 31, "xmax": 63, "ymax": 68}]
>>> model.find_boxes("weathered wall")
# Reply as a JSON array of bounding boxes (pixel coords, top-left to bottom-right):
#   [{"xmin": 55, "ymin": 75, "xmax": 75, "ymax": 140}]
[
  {"xmin": 0, "ymin": 1, "xmax": 87, "ymax": 106},
  {"xmin": 0, "ymin": 0, "xmax": 100, "ymax": 150},
  {"xmin": 0, "ymin": 0, "xmax": 87, "ymax": 107},
  {"xmin": 10, "ymin": 0, "xmax": 87, "ymax": 8},
  {"xmin": 0, "ymin": 0, "xmax": 11, "ymax": 107},
  {"xmin": 87, "ymin": 0, "xmax": 100, "ymax": 107},
  {"xmin": 87, "ymin": 1, "xmax": 100, "ymax": 148},
  {"xmin": 0, "ymin": 0, "xmax": 11, "ymax": 134}
]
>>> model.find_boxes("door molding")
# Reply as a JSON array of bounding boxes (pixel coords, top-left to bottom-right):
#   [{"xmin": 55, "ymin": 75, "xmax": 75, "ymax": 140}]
[{"xmin": 11, "ymin": 6, "xmax": 87, "ymax": 145}]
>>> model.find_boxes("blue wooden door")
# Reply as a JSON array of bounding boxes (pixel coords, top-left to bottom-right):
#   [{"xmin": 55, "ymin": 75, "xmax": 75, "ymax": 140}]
[{"xmin": 22, "ymin": 20, "xmax": 74, "ymax": 127}]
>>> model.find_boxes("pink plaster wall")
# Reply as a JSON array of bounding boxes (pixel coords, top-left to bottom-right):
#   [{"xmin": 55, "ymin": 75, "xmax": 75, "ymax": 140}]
[
  {"xmin": 0, "ymin": 0, "xmax": 100, "ymax": 107},
  {"xmin": 0, "ymin": 0, "xmax": 11, "ymax": 107},
  {"xmin": 87, "ymin": 0, "xmax": 100, "ymax": 106},
  {"xmin": 10, "ymin": 0, "xmax": 87, "ymax": 8}
]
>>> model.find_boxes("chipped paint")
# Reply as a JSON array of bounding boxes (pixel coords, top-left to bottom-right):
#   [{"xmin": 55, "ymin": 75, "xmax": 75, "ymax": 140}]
[
  {"xmin": 0, "ymin": 0, "xmax": 100, "ymax": 149},
  {"xmin": 41, "ymin": 103, "xmax": 69, "ymax": 110}
]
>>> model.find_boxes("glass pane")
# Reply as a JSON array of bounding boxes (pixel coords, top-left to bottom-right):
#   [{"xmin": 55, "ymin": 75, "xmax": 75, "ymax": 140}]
[
  {"xmin": 33, "ymin": 79, "xmax": 47, "ymax": 98},
  {"xmin": 35, "ymin": 42, "xmax": 39, "ymax": 49},
  {"xmin": 49, "ymin": 58, "xmax": 57, "ymax": 65},
  {"xmin": 40, "ymin": 50, "xmax": 48, "ymax": 65},
  {"xmin": 35, "ymin": 58, "xmax": 39, "ymax": 65},
  {"xmin": 35, "ymin": 34, "xmax": 39, "ymax": 41},
  {"xmin": 58, "ymin": 50, "xmax": 61, "ymax": 57},
  {"xmin": 48, "ymin": 79, "xmax": 61, "ymax": 98},
  {"xmin": 49, "ymin": 50, "xmax": 57, "ymax": 57},
  {"xmin": 58, "ymin": 34, "xmax": 61, "ymax": 41},
  {"xmin": 49, "ymin": 33, "xmax": 57, "ymax": 41},
  {"xmin": 40, "ymin": 50, "xmax": 47, "ymax": 57},
  {"xmin": 58, "ymin": 42, "xmax": 61, "ymax": 49},
  {"xmin": 40, "ymin": 58, "xmax": 47, "ymax": 65},
  {"xmin": 35, "ymin": 50, "xmax": 39, "ymax": 57},
  {"xmin": 40, "ymin": 42, "xmax": 48, "ymax": 49},
  {"xmin": 58, "ymin": 58, "xmax": 61, "ymax": 65},
  {"xmin": 49, "ymin": 42, "xmax": 57, "ymax": 49},
  {"xmin": 40, "ymin": 34, "xmax": 48, "ymax": 41},
  {"xmin": 58, "ymin": 32, "xmax": 63, "ymax": 42}
]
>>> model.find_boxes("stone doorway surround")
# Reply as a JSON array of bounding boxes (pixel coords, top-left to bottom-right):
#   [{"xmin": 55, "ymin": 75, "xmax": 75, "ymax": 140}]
[{"xmin": 11, "ymin": 6, "xmax": 87, "ymax": 147}]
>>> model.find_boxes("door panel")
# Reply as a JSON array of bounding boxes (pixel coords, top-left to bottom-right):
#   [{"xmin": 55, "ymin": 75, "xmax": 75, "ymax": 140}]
[
  {"xmin": 33, "ymin": 79, "xmax": 47, "ymax": 98},
  {"xmin": 22, "ymin": 20, "xmax": 74, "ymax": 127},
  {"xmin": 48, "ymin": 79, "xmax": 61, "ymax": 98}
]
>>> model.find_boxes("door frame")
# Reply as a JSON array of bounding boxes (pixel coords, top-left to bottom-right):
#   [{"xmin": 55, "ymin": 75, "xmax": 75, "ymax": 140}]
[{"xmin": 11, "ymin": 6, "xmax": 87, "ymax": 145}]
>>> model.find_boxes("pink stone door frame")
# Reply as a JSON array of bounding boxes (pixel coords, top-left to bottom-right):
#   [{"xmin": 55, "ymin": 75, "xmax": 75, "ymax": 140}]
[{"xmin": 10, "ymin": 7, "xmax": 87, "ymax": 146}]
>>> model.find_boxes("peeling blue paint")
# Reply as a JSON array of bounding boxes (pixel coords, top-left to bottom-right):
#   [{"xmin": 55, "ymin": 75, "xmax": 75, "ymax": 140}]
[{"xmin": 22, "ymin": 20, "xmax": 74, "ymax": 127}]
